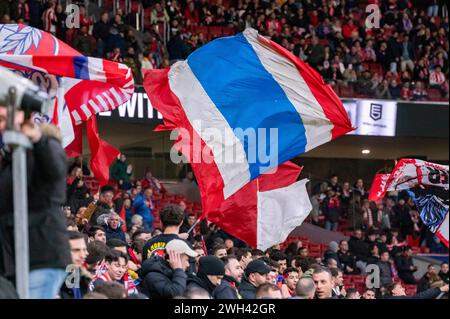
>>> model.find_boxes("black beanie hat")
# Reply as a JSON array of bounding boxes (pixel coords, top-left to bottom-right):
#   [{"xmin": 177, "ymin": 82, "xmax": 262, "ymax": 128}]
[{"xmin": 198, "ymin": 256, "xmax": 225, "ymax": 276}]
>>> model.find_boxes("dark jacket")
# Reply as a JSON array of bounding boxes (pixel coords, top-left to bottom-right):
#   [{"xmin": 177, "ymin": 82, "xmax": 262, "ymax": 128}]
[
  {"xmin": 386, "ymin": 287, "xmax": 443, "ymax": 299},
  {"xmin": 105, "ymin": 224, "xmax": 126, "ymax": 242},
  {"xmin": 0, "ymin": 135, "xmax": 71, "ymax": 278},
  {"xmin": 59, "ymin": 272, "xmax": 91, "ymax": 299},
  {"xmin": 322, "ymin": 196, "xmax": 341, "ymax": 223},
  {"xmin": 348, "ymin": 236, "xmax": 369, "ymax": 262},
  {"xmin": 186, "ymin": 272, "xmax": 216, "ymax": 297},
  {"xmin": 238, "ymin": 279, "xmax": 257, "ymax": 299},
  {"xmin": 439, "ymin": 271, "xmax": 449, "ymax": 284},
  {"xmin": 167, "ymin": 35, "xmax": 189, "ymax": 61},
  {"xmin": 213, "ymin": 275, "xmax": 240, "ymax": 299},
  {"xmin": 395, "ymin": 255, "xmax": 417, "ymax": 285},
  {"xmin": 417, "ymin": 274, "xmax": 432, "ymax": 293},
  {"xmin": 110, "ymin": 159, "xmax": 131, "ymax": 184},
  {"xmin": 66, "ymin": 177, "xmax": 92, "ymax": 214},
  {"xmin": 337, "ymin": 250, "xmax": 357, "ymax": 274},
  {"xmin": 377, "ymin": 260, "xmax": 393, "ymax": 286},
  {"xmin": 141, "ymin": 256, "xmax": 187, "ymax": 299},
  {"xmin": 93, "ymin": 21, "xmax": 111, "ymax": 42},
  {"xmin": 0, "ymin": 275, "xmax": 19, "ymax": 299}
]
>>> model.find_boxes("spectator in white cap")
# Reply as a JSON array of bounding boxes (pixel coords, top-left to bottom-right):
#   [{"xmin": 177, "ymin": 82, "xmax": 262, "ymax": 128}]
[{"xmin": 141, "ymin": 239, "xmax": 197, "ymax": 299}]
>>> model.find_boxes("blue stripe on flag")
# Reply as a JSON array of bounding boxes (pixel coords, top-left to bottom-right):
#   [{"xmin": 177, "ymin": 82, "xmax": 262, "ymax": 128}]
[
  {"xmin": 187, "ymin": 33, "xmax": 307, "ymax": 180},
  {"xmin": 74, "ymin": 56, "xmax": 90, "ymax": 80}
]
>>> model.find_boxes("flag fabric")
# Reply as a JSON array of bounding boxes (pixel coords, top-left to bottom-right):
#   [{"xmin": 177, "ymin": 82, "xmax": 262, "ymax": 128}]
[
  {"xmin": 369, "ymin": 159, "xmax": 449, "ymax": 247},
  {"xmin": 0, "ymin": 24, "xmax": 133, "ymax": 184},
  {"xmin": 144, "ymin": 28, "xmax": 353, "ymax": 213},
  {"xmin": 205, "ymin": 162, "xmax": 312, "ymax": 251},
  {"xmin": 368, "ymin": 174, "xmax": 390, "ymax": 201}
]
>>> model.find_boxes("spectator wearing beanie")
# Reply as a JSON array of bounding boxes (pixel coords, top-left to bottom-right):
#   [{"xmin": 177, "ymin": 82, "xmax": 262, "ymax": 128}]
[{"xmin": 186, "ymin": 256, "xmax": 225, "ymax": 298}]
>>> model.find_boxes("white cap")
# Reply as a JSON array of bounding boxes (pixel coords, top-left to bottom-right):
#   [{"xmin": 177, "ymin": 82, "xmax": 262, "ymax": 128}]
[{"xmin": 166, "ymin": 239, "xmax": 198, "ymax": 258}]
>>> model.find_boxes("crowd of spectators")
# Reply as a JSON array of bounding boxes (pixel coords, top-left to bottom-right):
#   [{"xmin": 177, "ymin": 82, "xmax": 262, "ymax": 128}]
[
  {"xmin": 0, "ymin": 0, "xmax": 448, "ymax": 100},
  {"xmin": 49, "ymin": 153, "xmax": 448, "ymax": 299}
]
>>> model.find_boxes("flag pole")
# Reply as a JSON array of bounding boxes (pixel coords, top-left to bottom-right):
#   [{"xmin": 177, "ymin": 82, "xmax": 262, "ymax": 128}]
[{"xmin": 186, "ymin": 216, "xmax": 202, "ymax": 234}]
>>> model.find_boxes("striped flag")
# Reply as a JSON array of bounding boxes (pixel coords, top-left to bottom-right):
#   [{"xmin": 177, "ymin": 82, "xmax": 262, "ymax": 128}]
[
  {"xmin": 0, "ymin": 24, "xmax": 133, "ymax": 184},
  {"xmin": 144, "ymin": 28, "xmax": 353, "ymax": 212}
]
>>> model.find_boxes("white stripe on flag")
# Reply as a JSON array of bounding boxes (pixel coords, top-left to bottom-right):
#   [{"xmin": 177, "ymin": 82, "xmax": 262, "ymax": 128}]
[
  {"xmin": 124, "ymin": 79, "xmax": 134, "ymax": 88},
  {"xmin": 243, "ymin": 29, "xmax": 333, "ymax": 152},
  {"xmin": 89, "ymin": 100, "xmax": 102, "ymax": 113},
  {"xmin": 109, "ymin": 87, "xmax": 124, "ymax": 105},
  {"xmin": 102, "ymin": 92, "xmax": 115, "ymax": 110},
  {"xmin": 80, "ymin": 103, "xmax": 92, "ymax": 118},
  {"xmin": 96, "ymin": 95, "xmax": 109, "ymax": 111},
  {"xmin": 87, "ymin": 57, "xmax": 106, "ymax": 82},
  {"xmin": 257, "ymin": 178, "xmax": 312, "ymax": 251},
  {"xmin": 169, "ymin": 61, "xmax": 251, "ymax": 199},
  {"xmin": 71, "ymin": 110, "xmax": 82, "ymax": 124}
]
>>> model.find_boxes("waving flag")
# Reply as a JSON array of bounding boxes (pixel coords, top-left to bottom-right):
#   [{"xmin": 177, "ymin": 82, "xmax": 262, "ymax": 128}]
[
  {"xmin": 0, "ymin": 24, "xmax": 133, "ymax": 184},
  {"xmin": 369, "ymin": 159, "xmax": 449, "ymax": 247},
  {"xmin": 205, "ymin": 162, "xmax": 312, "ymax": 250},
  {"xmin": 144, "ymin": 28, "xmax": 352, "ymax": 212}
]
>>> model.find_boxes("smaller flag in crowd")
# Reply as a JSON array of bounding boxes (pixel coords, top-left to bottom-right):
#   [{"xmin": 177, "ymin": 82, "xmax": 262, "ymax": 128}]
[
  {"xmin": 369, "ymin": 159, "xmax": 449, "ymax": 247},
  {"xmin": 0, "ymin": 24, "xmax": 134, "ymax": 185}
]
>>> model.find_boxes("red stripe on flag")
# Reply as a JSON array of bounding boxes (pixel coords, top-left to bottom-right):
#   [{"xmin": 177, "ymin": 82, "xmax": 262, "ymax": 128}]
[
  {"xmin": 86, "ymin": 116, "xmax": 120, "ymax": 186},
  {"xmin": 255, "ymin": 35, "xmax": 354, "ymax": 139},
  {"xmin": 143, "ymin": 69, "xmax": 226, "ymax": 214}
]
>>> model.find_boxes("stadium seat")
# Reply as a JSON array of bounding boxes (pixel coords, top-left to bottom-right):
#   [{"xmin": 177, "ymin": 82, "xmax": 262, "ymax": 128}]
[
  {"xmin": 338, "ymin": 84, "xmax": 354, "ymax": 97},
  {"xmin": 427, "ymin": 89, "xmax": 442, "ymax": 101},
  {"xmin": 222, "ymin": 27, "xmax": 236, "ymax": 37},
  {"xmin": 130, "ymin": 0, "xmax": 141, "ymax": 13},
  {"xmin": 195, "ymin": 26, "xmax": 210, "ymax": 36}
]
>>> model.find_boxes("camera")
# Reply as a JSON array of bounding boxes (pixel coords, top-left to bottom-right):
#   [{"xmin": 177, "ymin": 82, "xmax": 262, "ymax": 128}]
[{"xmin": 0, "ymin": 66, "xmax": 51, "ymax": 115}]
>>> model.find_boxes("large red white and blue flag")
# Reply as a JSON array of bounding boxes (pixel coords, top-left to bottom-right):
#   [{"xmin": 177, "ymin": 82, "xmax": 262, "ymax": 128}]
[
  {"xmin": 0, "ymin": 24, "xmax": 134, "ymax": 184},
  {"xmin": 144, "ymin": 28, "xmax": 353, "ymax": 213}
]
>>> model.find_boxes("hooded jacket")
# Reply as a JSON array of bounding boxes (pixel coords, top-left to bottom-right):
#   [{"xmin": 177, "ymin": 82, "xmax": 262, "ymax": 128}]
[
  {"xmin": 0, "ymin": 135, "xmax": 71, "ymax": 278},
  {"xmin": 141, "ymin": 256, "xmax": 187, "ymax": 299},
  {"xmin": 186, "ymin": 272, "xmax": 217, "ymax": 297}
]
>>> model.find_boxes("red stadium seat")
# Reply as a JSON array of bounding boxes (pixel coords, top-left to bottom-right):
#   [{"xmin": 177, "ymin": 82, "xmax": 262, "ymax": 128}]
[
  {"xmin": 338, "ymin": 84, "xmax": 354, "ymax": 97},
  {"xmin": 130, "ymin": 0, "xmax": 141, "ymax": 13},
  {"xmin": 222, "ymin": 27, "xmax": 236, "ymax": 37},
  {"xmin": 427, "ymin": 89, "xmax": 442, "ymax": 101},
  {"xmin": 195, "ymin": 26, "xmax": 209, "ymax": 36}
]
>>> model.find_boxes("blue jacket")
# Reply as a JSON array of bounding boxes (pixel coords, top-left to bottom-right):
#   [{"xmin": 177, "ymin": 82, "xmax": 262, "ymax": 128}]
[
  {"xmin": 105, "ymin": 225, "xmax": 126, "ymax": 243},
  {"xmin": 133, "ymin": 194, "xmax": 154, "ymax": 227}
]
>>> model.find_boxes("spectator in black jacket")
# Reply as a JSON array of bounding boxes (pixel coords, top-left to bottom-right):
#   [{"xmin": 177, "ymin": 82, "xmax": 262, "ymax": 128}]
[
  {"xmin": 93, "ymin": 12, "xmax": 111, "ymax": 57},
  {"xmin": 142, "ymin": 239, "xmax": 197, "ymax": 299},
  {"xmin": 337, "ymin": 240, "xmax": 357, "ymax": 274},
  {"xmin": 439, "ymin": 262, "xmax": 449, "ymax": 284},
  {"xmin": 348, "ymin": 229, "xmax": 369, "ymax": 273},
  {"xmin": 187, "ymin": 255, "xmax": 225, "ymax": 298},
  {"xmin": 213, "ymin": 255, "xmax": 243, "ymax": 299},
  {"xmin": 167, "ymin": 31, "xmax": 189, "ymax": 64},
  {"xmin": 0, "ymin": 120, "xmax": 71, "ymax": 299},
  {"xmin": 238, "ymin": 259, "xmax": 271, "ymax": 299},
  {"xmin": 395, "ymin": 246, "xmax": 418, "ymax": 285},
  {"xmin": 322, "ymin": 188, "xmax": 342, "ymax": 231},
  {"xmin": 385, "ymin": 282, "xmax": 448, "ymax": 299}
]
